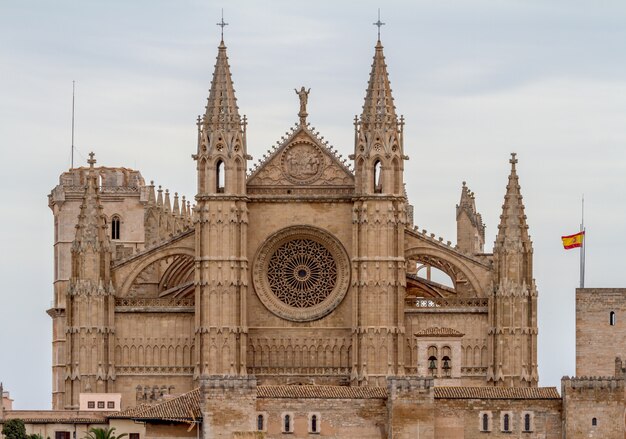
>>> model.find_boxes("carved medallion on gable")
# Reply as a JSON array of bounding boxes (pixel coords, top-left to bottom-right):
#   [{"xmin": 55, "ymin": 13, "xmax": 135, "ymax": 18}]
[{"xmin": 280, "ymin": 141, "xmax": 324, "ymax": 184}]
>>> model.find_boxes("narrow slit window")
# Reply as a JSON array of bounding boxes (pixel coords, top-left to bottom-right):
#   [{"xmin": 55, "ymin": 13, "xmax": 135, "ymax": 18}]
[
  {"xmin": 610, "ymin": 311, "xmax": 616, "ymax": 326},
  {"xmin": 284, "ymin": 414, "xmax": 291, "ymax": 432},
  {"xmin": 257, "ymin": 414, "xmax": 264, "ymax": 431},
  {"xmin": 482, "ymin": 413, "xmax": 489, "ymax": 431},
  {"xmin": 311, "ymin": 414, "xmax": 318, "ymax": 433},
  {"xmin": 111, "ymin": 216, "xmax": 120, "ymax": 240},
  {"xmin": 524, "ymin": 413, "xmax": 531, "ymax": 432},
  {"xmin": 503, "ymin": 413, "xmax": 510, "ymax": 432},
  {"xmin": 592, "ymin": 417, "xmax": 597, "ymax": 426},
  {"xmin": 216, "ymin": 160, "xmax": 225, "ymax": 193}
]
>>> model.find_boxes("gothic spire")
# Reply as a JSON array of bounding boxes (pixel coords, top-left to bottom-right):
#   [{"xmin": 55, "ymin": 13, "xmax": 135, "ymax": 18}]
[
  {"xmin": 495, "ymin": 154, "xmax": 531, "ymax": 248},
  {"xmin": 71, "ymin": 152, "xmax": 111, "ymax": 281},
  {"xmin": 360, "ymin": 39, "xmax": 399, "ymax": 130},
  {"xmin": 203, "ymin": 40, "xmax": 242, "ymax": 132},
  {"xmin": 494, "ymin": 153, "xmax": 533, "ymax": 283}
]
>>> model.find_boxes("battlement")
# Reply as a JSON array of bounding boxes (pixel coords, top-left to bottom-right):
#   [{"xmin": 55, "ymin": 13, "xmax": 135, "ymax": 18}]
[{"xmin": 562, "ymin": 376, "xmax": 625, "ymax": 391}]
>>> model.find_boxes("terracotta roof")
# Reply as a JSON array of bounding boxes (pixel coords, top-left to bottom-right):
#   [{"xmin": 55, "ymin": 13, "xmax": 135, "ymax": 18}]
[
  {"xmin": 414, "ymin": 327, "xmax": 465, "ymax": 337},
  {"xmin": 130, "ymin": 388, "xmax": 202, "ymax": 422},
  {"xmin": 257, "ymin": 385, "xmax": 388, "ymax": 399},
  {"xmin": 108, "ymin": 403, "xmax": 152, "ymax": 419},
  {"xmin": 434, "ymin": 386, "xmax": 560, "ymax": 400}
]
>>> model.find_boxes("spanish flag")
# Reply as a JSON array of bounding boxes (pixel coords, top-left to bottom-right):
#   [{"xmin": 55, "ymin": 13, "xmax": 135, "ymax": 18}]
[{"xmin": 561, "ymin": 231, "xmax": 585, "ymax": 249}]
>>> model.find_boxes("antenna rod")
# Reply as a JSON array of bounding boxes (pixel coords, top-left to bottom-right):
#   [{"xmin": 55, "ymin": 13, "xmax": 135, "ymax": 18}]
[{"xmin": 71, "ymin": 80, "xmax": 75, "ymax": 169}]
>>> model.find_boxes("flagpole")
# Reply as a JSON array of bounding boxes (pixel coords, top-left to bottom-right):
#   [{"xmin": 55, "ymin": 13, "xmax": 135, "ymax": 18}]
[
  {"xmin": 580, "ymin": 195, "xmax": 585, "ymax": 288},
  {"xmin": 71, "ymin": 80, "xmax": 75, "ymax": 169}
]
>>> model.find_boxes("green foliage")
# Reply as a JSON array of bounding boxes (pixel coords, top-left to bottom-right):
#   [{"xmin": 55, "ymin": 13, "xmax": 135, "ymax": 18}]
[
  {"xmin": 29, "ymin": 434, "xmax": 44, "ymax": 439},
  {"xmin": 1, "ymin": 419, "xmax": 27, "ymax": 439},
  {"xmin": 83, "ymin": 428, "xmax": 127, "ymax": 439}
]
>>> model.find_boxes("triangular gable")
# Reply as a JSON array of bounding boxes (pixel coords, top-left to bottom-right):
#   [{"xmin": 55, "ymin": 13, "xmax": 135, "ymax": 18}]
[{"xmin": 247, "ymin": 124, "xmax": 354, "ymax": 190}]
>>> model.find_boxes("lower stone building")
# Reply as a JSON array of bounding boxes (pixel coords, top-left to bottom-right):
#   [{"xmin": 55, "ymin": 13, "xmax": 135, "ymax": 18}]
[{"xmin": 1, "ymin": 30, "xmax": 625, "ymax": 439}]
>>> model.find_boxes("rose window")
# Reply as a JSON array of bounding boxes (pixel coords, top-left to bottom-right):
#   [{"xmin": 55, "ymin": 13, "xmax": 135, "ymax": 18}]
[
  {"xmin": 253, "ymin": 226, "xmax": 350, "ymax": 322},
  {"xmin": 267, "ymin": 239, "xmax": 337, "ymax": 308}
]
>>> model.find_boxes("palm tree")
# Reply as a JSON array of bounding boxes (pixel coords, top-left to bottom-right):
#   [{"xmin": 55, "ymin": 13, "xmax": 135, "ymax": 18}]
[{"xmin": 84, "ymin": 428, "xmax": 127, "ymax": 439}]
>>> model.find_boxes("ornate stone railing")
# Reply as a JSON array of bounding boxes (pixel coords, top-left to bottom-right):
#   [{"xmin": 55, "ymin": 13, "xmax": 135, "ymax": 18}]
[
  {"xmin": 405, "ymin": 297, "xmax": 488, "ymax": 312},
  {"xmin": 247, "ymin": 366, "xmax": 350, "ymax": 376},
  {"xmin": 117, "ymin": 365, "xmax": 193, "ymax": 375},
  {"xmin": 63, "ymin": 185, "xmax": 140, "ymax": 194},
  {"xmin": 115, "ymin": 297, "xmax": 194, "ymax": 308}
]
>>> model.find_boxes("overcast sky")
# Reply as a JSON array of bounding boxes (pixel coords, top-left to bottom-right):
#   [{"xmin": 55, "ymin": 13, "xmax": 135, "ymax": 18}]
[{"xmin": 1, "ymin": 0, "xmax": 625, "ymax": 409}]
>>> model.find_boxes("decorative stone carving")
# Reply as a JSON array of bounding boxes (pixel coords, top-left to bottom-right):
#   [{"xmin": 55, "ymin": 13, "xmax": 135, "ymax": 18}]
[
  {"xmin": 280, "ymin": 142, "xmax": 324, "ymax": 184},
  {"xmin": 253, "ymin": 226, "xmax": 350, "ymax": 322}
]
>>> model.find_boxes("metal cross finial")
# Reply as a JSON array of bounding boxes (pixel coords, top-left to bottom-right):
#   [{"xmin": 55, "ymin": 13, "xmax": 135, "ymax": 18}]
[
  {"xmin": 216, "ymin": 9, "xmax": 228, "ymax": 41},
  {"xmin": 373, "ymin": 9, "xmax": 385, "ymax": 41},
  {"xmin": 88, "ymin": 151, "xmax": 96, "ymax": 168}
]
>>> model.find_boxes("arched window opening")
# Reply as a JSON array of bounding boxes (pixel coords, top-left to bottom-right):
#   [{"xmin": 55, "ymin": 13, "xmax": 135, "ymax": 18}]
[
  {"xmin": 216, "ymin": 160, "xmax": 225, "ymax": 193},
  {"xmin": 284, "ymin": 414, "xmax": 291, "ymax": 432},
  {"xmin": 482, "ymin": 413, "xmax": 489, "ymax": 431},
  {"xmin": 503, "ymin": 413, "xmax": 510, "ymax": 432},
  {"xmin": 428, "ymin": 356, "xmax": 438, "ymax": 376},
  {"xmin": 311, "ymin": 414, "xmax": 318, "ymax": 433},
  {"xmin": 111, "ymin": 216, "xmax": 121, "ymax": 240},
  {"xmin": 592, "ymin": 417, "xmax": 597, "ymax": 426},
  {"xmin": 610, "ymin": 311, "xmax": 616, "ymax": 326},
  {"xmin": 374, "ymin": 160, "xmax": 382, "ymax": 193},
  {"xmin": 257, "ymin": 414, "xmax": 264, "ymax": 431},
  {"xmin": 442, "ymin": 356, "xmax": 451, "ymax": 377},
  {"xmin": 524, "ymin": 413, "xmax": 531, "ymax": 432}
]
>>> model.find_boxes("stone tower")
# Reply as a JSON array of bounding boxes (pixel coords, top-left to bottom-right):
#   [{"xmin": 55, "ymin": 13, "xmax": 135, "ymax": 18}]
[
  {"xmin": 456, "ymin": 181, "xmax": 485, "ymax": 254},
  {"xmin": 193, "ymin": 38, "xmax": 250, "ymax": 378},
  {"xmin": 351, "ymin": 38, "xmax": 408, "ymax": 386},
  {"xmin": 488, "ymin": 153, "xmax": 538, "ymax": 387},
  {"xmin": 64, "ymin": 153, "xmax": 116, "ymax": 408}
]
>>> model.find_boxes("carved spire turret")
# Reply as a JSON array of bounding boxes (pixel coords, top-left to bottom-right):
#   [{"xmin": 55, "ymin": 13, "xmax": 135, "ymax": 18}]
[
  {"xmin": 494, "ymin": 153, "xmax": 533, "ymax": 284},
  {"xmin": 488, "ymin": 153, "xmax": 538, "ymax": 388},
  {"xmin": 353, "ymin": 37, "xmax": 405, "ymax": 195},
  {"xmin": 194, "ymin": 37, "xmax": 249, "ymax": 196},
  {"xmin": 71, "ymin": 152, "xmax": 111, "ymax": 283},
  {"xmin": 66, "ymin": 153, "xmax": 115, "ymax": 408}
]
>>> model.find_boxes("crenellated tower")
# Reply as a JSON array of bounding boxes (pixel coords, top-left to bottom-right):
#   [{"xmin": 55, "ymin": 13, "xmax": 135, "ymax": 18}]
[
  {"xmin": 487, "ymin": 153, "xmax": 538, "ymax": 387},
  {"xmin": 456, "ymin": 181, "xmax": 485, "ymax": 254},
  {"xmin": 351, "ymin": 38, "xmax": 408, "ymax": 386},
  {"xmin": 64, "ymin": 153, "xmax": 116, "ymax": 408},
  {"xmin": 192, "ymin": 38, "xmax": 250, "ymax": 379}
]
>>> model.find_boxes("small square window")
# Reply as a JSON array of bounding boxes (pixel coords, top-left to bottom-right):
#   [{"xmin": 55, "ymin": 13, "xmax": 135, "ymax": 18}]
[
  {"xmin": 97, "ymin": 401, "xmax": 105, "ymax": 409},
  {"xmin": 107, "ymin": 401, "xmax": 115, "ymax": 409},
  {"xmin": 129, "ymin": 434, "xmax": 140, "ymax": 439},
  {"xmin": 87, "ymin": 401, "xmax": 95, "ymax": 409}
]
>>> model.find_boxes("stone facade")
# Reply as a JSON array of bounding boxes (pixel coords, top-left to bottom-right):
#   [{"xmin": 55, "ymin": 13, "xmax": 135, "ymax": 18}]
[{"xmin": 0, "ymin": 32, "xmax": 610, "ymax": 439}]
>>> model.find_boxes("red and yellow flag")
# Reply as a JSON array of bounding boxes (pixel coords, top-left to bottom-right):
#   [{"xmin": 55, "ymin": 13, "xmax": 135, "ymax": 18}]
[{"xmin": 561, "ymin": 231, "xmax": 584, "ymax": 249}]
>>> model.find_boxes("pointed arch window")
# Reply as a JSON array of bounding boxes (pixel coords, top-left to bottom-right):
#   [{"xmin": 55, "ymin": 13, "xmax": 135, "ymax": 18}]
[
  {"xmin": 482, "ymin": 413, "xmax": 489, "ymax": 431},
  {"xmin": 111, "ymin": 215, "xmax": 121, "ymax": 240},
  {"xmin": 374, "ymin": 160, "xmax": 382, "ymax": 193},
  {"xmin": 257, "ymin": 414, "xmax": 264, "ymax": 431},
  {"xmin": 216, "ymin": 160, "xmax": 225, "ymax": 193}
]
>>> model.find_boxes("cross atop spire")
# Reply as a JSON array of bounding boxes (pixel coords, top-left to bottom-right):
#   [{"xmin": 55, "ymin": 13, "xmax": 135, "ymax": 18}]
[
  {"xmin": 510, "ymin": 152, "xmax": 518, "ymax": 169},
  {"xmin": 373, "ymin": 9, "xmax": 385, "ymax": 41},
  {"xmin": 87, "ymin": 152, "xmax": 96, "ymax": 168},
  {"xmin": 216, "ymin": 9, "xmax": 228, "ymax": 42}
]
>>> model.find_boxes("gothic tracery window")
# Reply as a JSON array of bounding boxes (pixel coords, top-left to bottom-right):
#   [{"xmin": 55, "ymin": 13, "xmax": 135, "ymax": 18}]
[
  {"xmin": 267, "ymin": 239, "xmax": 337, "ymax": 308},
  {"xmin": 216, "ymin": 160, "xmax": 225, "ymax": 193},
  {"xmin": 374, "ymin": 160, "xmax": 382, "ymax": 193}
]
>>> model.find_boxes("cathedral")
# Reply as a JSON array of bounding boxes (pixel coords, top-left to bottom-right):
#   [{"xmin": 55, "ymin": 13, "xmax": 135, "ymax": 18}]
[{"xmin": 29, "ymin": 32, "xmax": 625, "ymax": 439}]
